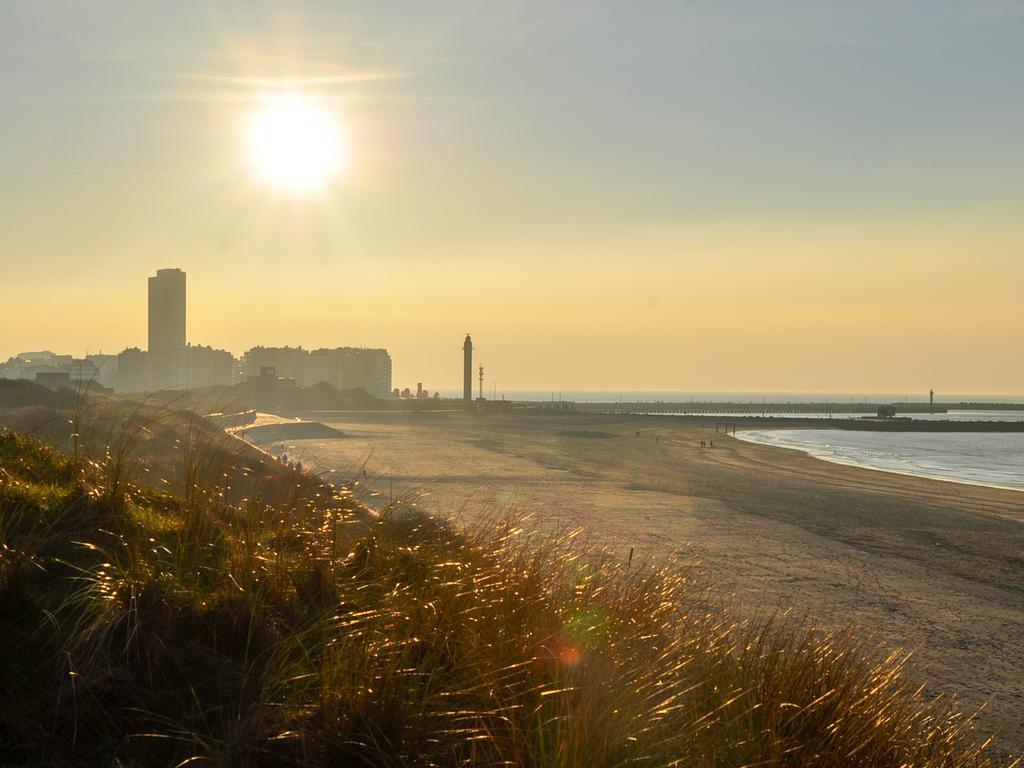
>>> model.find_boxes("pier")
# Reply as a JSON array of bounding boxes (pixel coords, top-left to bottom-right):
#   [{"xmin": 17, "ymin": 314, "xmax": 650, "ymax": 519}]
[{"xmin": 572, "ymin": 401, "xmax": 949, "ymax": 416}]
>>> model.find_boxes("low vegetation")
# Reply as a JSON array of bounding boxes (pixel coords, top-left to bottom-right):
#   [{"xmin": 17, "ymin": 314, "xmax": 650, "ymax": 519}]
[{"xmin": 0, "ymin": 422, "xmax": 1016, "ymax": 767}]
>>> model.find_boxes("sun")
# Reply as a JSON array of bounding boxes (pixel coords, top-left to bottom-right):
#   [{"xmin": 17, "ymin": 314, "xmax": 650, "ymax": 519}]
[{"xmin": 245, "ymin": 92, "xmax": 346, "ymax": 194}]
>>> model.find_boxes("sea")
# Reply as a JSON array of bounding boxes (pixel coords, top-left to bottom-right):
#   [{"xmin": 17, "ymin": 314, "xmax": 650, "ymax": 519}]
[{"xmin": 735, "ymin": 418, "xmax": 1024, "ymax": 493}]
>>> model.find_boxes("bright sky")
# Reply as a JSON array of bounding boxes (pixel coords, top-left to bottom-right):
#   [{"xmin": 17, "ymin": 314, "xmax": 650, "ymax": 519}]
[{"xmin": 1, "ymin": 2, "xmax": 1022, "ymax": 394}]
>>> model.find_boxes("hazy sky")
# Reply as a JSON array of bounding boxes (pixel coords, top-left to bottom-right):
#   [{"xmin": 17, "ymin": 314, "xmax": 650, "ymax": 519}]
[{"xmin": 1, "ymin": 2, "xmax": 1022, "ymax": 394}]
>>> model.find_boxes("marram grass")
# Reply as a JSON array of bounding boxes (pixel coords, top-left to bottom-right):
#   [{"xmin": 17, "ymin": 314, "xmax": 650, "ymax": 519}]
[{"xmin": 0, "ymin": 428, "xmax": 1017, "ymax": 767}]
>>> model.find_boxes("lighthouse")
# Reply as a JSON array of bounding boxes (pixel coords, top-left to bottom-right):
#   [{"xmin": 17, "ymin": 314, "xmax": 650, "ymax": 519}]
[{"xmin": 463, "ymin": 335, "xmax": 473, "ymax": 404}]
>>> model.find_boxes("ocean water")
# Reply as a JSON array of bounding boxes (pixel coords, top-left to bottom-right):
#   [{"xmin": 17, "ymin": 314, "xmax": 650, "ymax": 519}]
[
  {"xmin": 736, "ymin": 428, "xmax": 1024, "ymax": 492},
  {"xmin": 653, "ymin": 409, "xmax": 1024, "ymax": 421}
]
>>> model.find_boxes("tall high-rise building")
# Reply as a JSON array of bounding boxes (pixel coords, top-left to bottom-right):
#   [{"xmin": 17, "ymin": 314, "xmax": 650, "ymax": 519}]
[
  {"xmin": 148, "ymin": 268, "xmax": 186, "ymax": 352},
  {"xmin": 463, "ymin": 334, "xmax": 473, "ymax": 403}
]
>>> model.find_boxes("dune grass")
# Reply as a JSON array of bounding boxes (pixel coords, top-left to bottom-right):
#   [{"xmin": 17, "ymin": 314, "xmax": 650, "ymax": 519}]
[{"xmin": 0, "ymin": 425, "xmax": 1016, "ymax": 767}]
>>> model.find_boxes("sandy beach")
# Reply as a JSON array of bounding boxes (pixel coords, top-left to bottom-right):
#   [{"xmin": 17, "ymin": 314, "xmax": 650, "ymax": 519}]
[{"xmin": 247, "ymin": 409, "xmax": 1024, "ymax": 751}]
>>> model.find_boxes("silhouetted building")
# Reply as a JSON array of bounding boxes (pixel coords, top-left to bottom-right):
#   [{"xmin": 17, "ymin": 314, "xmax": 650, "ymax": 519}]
[
  {"xmin": 148, "ymin": 268, "xmax": 186, "ymax": 352},
  {"xmin": 116, "ymin": 344, "xmax": 233, "ymax": 393},
  {"xmin": 335, "ymin": 348, "xmax": 391, "ymax": 397},
  {"xmin": 0, "ymin": 351, "xmax": 71, "ymax": 381},
  {"xmin": 240, "ymin": 346, "xmax": 392, "ymax": 398},
  {"xmin": 116, "ymin": 348, "xmax": 150, "ymax": 392},
  {"xmin": 0, "ymin": 351, "xmax": 114, "ymax": 390},
  {"xmin": 463, "ymin": 335, "xmax": 473, "ymax": 403},
  {"xmin": 307, "ymin": 347, "xmax": 391, "ymax": 397},
  {"xmin": 173, "ymin": 345, "xmax": 234, "ymax": 390},
  {"xmin": 85, "ymin": 354, "xmax": 118, "ymax": 389},
  {"xmin": 241, "ymin": 347, "xmax": 308, "ymax": 383}
]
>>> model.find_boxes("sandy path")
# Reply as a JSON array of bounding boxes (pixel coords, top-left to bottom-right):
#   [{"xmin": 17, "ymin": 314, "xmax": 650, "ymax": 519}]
[{"xmin": 247, "ymin": 410, "xmax": 1024, "ymax": 753}]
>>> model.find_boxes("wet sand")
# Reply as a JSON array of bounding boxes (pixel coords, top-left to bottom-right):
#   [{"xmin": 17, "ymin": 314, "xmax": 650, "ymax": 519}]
[{"xmin": 249, "ymin": 409, "xmax": 1024, "ymax": 751}]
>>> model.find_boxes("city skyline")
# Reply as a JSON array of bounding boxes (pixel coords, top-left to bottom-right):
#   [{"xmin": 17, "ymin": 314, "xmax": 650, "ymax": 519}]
[
  {"xmin": 2, "ymin": 2, "xmax": 1023, "ymax": 394},
  {"xmin": 0, "ymin": 267, "xmax": 394, "ymax": 397}
]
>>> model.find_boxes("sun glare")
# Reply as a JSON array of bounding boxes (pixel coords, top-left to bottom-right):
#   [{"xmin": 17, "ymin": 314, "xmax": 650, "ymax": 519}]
[{"xmin": 245, "ymin": 92, "xmax": 346, "ymax": 194}]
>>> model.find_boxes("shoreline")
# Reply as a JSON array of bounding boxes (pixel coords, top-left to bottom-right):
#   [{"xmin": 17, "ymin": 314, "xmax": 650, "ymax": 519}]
[
  {"xmin": 733, "ymin": 429, "xmax": 1024, "ymax": 495},
  {"xmin": 637, "ymin": 413, "xmax": 1024, "ymax": 432}
]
